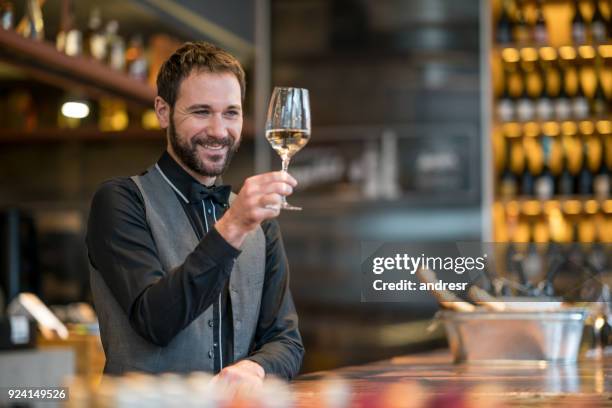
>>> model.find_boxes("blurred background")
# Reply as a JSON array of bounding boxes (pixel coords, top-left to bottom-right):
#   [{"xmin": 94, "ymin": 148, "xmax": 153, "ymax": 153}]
[{"xmin": 0, "ymin": 0, "xmax": 610, "ymax": 386}]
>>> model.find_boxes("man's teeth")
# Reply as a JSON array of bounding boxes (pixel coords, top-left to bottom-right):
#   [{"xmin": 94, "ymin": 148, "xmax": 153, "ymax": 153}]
[{"xmin": 203, "ymin": 143, "xmax": 225, "ymax": 150}]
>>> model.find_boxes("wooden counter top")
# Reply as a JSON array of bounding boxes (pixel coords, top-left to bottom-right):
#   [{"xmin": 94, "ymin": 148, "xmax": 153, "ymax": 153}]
[{"xmin": 291, "ymin": 351, "xmax": 612, "ymax": 407}]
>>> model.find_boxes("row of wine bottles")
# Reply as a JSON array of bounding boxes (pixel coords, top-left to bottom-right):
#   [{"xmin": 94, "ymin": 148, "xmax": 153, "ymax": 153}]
[
  {"xmin": 496, "ymin": 57, "xmax": 610, "ymax": 122},
  {"xmin": 496, "ymin": 0, "xmax": 612, "ymax": 45},
  {"xmin": 493, "ymin": 200, "xmax": 611, "ymax": 243},
  {"xmin": 0, "ymin": 0, "xmax": 149, "ymax": 81},
  {"xmin": 498, "ymin": 133, "xmax": 610, "ymax": 199}
]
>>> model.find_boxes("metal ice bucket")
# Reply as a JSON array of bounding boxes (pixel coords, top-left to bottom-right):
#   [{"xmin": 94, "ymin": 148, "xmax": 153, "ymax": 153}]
[{"xmin": 439, "ymin": 308, "xmax": 588, "ymax": 363}]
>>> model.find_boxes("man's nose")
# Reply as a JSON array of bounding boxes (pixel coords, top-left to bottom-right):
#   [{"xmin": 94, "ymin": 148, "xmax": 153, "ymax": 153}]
[{"xmin": 206, "ymin": 114, "xmax": 228, "ymax": 137}]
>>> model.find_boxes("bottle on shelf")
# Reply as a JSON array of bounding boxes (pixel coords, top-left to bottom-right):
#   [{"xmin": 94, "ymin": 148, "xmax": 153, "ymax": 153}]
[
  {"xmin": 557, "ymin": 137, "xmax": 576, "ymax": 195},
  {"xmin": 517, "ymin": 67, "xmax": 536, "ymax": 121},
  {"xmin": 555, "ymin": 63, "xmax": 573, "ymax": 120},
  {"xmin": 105, "ymin": 20, "xmax": 125, "ymax": 71},
  {"xmin": 497, "ymin": 66, "xmax": 516, "ymax": 122},
  {"xmin": 84, "ymin": 7, "xmax": 107, "ymax": 62},
  {"xmin": 577, "ymin": 136, "xmax": 594, "ymax": 194},
  {"xmin": 535, "ymin": 134, "xmax": 556, "ymax": 200},
  {"xmin": 533, "ymin": 0, "xmax": 548, "ymax": 45},
  {"xmin": 513, "ymin": 1, "xmax": 531, "ymax": 44},
  {"xmin": 572, "ymin": 73, "xmax": 590, "ymax": 119},
  {"xmin": 607, "ymin": 0, "xmax": 612, "ymax": 39},
  {"xmin": 521, "ymin": 138, "xmax": 536, "ymax": 196},
  {"xmin": 500, "ymin": 138, "xmax": 520, "ymax": 199},
  {"xmin": 536, "ymin": 61, "xmax": 554, "ymax": 120},
  {"xmin": 497, "ymin": 0, "xmax": 514, "ymax": 45},
  {"xmin": 1, "ymin": 1, "xmax": 13, "ymax": 30},
  {"xmin": 56, "ymin": 0, "xmax": 82, "ymax": 57},
  {"xmin": 590, "ymin": 0, "xmax": 608, "ymax": 42},
  {"xmin": 126, "ymin": 35, "xmax": 149, "ymax": 81},
  {"xmin": 591, "ymin": 68, "xmax": 609, "ymax": 116},
  {"xmin": 23, "ymin": 0, "xmax": 44, "ymax": 40},
  {"xmin": 593, "ymin": 134, "xmax": 610, "ymax": 198},
  {"xmin": 572, "ymin": 0, "xmax": 587, "ymax": 44}
]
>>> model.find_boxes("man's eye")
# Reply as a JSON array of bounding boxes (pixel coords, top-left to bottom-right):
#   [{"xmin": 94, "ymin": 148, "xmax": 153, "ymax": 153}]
[
  {"xmin": 194, "ymin": 110, "xmax": 210, "ymax": 115},
  {"xmin": 225, "ymin": 110, "xmax": 240, "ymax": 117}
]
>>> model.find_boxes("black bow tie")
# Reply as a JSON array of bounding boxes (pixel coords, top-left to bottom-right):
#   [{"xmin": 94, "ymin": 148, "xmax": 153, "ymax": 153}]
[{"xmin": 189, "ymin": 184, "xmax": 232, "ymax": 207}]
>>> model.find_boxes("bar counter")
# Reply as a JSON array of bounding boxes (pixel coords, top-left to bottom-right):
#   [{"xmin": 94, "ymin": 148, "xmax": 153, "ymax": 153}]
[{"xmin": 291, "ymin": 351, "xmax": 612, "ymax": 407}]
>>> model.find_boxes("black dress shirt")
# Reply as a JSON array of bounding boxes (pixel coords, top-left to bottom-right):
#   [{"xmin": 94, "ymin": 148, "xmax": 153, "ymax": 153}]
[{"xmin": 86, "ymin": 152, "xmax": 304, "ymax": 379}]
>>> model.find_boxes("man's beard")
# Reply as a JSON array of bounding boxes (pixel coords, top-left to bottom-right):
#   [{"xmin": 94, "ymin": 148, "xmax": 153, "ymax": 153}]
[{"xmin": 168, "ymin": 114, "xmax": 240, "ymax": 178}]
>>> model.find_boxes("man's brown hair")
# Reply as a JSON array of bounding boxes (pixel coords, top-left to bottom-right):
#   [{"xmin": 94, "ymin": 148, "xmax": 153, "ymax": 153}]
[{"xmin": 156, "ymin": 41, "xmax": 246, "ymax": 107}]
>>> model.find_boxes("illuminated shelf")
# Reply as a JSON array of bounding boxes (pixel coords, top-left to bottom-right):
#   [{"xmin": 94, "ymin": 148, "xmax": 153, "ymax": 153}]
[
  {"xmin": 494, "ymin": 197, "xmax": 612, "ymax": 214},
  {"xmin": 493, "ymin": 119, "xmax": 612, "ymax": 137},
  {"xmin": 494, "ymin": 43, "xmax": 612, "ymax": 61}
]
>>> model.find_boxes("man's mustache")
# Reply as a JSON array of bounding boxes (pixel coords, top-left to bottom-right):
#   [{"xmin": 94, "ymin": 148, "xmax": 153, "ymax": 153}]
[{"xmin": 192, "ymin": 135, "xmax": 234, "ymax": 148}]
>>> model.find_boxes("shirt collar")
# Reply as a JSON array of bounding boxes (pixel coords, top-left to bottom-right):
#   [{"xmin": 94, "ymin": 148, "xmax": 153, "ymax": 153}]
[{"xmin": 156, "ymin": 151, "xmax": 230, "ymax": 205}]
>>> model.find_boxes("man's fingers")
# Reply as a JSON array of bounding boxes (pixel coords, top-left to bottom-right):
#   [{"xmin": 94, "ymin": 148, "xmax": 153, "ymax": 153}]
[
  {"xmin": 261, "ymin": 182, "xmax": 293, "ymax": 196},
  {"xmin": 252, "ymin": 171, "xmax": 297, "ymax": 187},
  {"xmin": 259, "ymin": 193, "xmax": 283, "ymax": 211}
]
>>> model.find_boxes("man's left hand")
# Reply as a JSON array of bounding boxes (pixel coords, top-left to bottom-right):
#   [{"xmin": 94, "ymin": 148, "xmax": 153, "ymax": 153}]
[{"xmin": 211, "ymin": 360, "xmax": 265, "ymax": 398}]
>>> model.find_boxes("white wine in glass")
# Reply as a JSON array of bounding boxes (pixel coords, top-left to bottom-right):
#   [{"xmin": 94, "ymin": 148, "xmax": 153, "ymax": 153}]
[{"xmin": 265, "ymin": 87, "xmax": 311, "ymax": 210}]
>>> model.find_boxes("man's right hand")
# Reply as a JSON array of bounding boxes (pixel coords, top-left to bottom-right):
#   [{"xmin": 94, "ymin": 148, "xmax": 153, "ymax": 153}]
[{"xmin": 215, "ymin": 171, "xmax": 297, "ymax": 248}]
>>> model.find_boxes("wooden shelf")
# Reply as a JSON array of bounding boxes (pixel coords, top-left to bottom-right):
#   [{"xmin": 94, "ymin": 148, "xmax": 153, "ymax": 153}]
[
  {"xmin": 0, "ymin": 117, "xmax": 256, "ymax": 143},
  {"xmin": 494, "ymin": 118, "xmax": 612, "ymax": 137},
  {"xmin": 0, "ymin": 28, "xmax": 156, "ymax": 107}
]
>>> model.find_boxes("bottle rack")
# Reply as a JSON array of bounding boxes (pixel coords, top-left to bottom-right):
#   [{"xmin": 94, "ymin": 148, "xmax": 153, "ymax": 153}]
[{"xmin": 490, "ymin": 0, "xmax": 612, "ymax": 244}]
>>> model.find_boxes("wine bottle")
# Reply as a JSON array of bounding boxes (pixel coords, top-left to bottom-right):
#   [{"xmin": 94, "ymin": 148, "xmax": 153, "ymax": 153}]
[
  {"xmin": 572, "ymin": 0, "xmax": 587, "ymax": 44},
  {"xmin": 536, "ymin": 62, "xmax": 554, "ymax": 120},
  {"xmin": 84, "ymin": 8, "xmax": 106, "ymax": 61},
  {"xmin": 593, "ymin": 134, "xmax": 610, "ymax": 198},
  {"xmin": 126, "ymin": 35, "xmax": 148, "ymax": 81},
  {"xmin": 105, "ymin": 20, "xmax": 125, "ymax": 71},
  {"xmin": 521, "ymin": 139, "xmax": 535, "ymax": 195},
  {"xmin": 56, "ymin": 0, "xmax": 82, "ymax": 57},
  {"xmin": 535, "ymin": 135, "xmax": 555, "ymax": 200},
  {"xmin": 591, "ymin": 0, "xmax": 607, "ymax": 42},
  {"xmin": 513, "ymin": 1, "xmax": 531, "ymax": 44},
  {"xmin": 557, "ymin": 139, "xmax": 575, "ymax": 195},
  {"xmin": 591, "ymin": 73, "xmax": 608, "ymax": 116},
  {"xmin": 1, "ymin": 1, "xmax": 13, "ymax": 30},
  {"xmin": 517, "ymin": 68, "xmax": 536, "ymax": 121},
  {"xmin": 497, "ymin": 66, "xmax": 516, "ymax": 121},
  {"xmin": 497, "ymin": 0, "xmax": 514, "ymax": 44},
  {"xmin": 576, "ymin": 136, "xmax": 594, "ymax": 194},
  {"xmin": 555, "ymin": 64, "xmax": 572, "ymax": 120},
  {"xmin": 23, "ymin": 0, "xmax": 44, "ymax": 40},
  {"xmin": 572, "ymin": 73, "xmax": 590, "ymax": 119},
  {"xmin": 500, "ymin": 138, "xmax": 519, "ymax": 199},
  {"xmin": 533, "ymin": 0, "xmax": 548, "ymax": 44},
  {"xmin": 607, "ymin": 0, "xmax": 612, "ymax": 39}
]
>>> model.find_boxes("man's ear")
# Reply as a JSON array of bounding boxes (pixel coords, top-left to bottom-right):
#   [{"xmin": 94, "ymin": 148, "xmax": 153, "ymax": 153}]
[{"xmin": 154, "ymin": 96, "xmax": 170, "ymax": 129}]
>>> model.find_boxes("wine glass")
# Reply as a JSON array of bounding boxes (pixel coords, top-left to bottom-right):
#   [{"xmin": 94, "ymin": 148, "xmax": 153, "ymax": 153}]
[{"xmin": 265, "ymin": 87, "xmax": 311, "ymax": 211}]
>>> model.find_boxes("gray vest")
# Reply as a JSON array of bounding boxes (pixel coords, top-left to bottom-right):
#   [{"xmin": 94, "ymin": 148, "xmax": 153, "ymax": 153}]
[{"xmin": 90, "ymin": 165, "xmax": 266, "ymax": 374}]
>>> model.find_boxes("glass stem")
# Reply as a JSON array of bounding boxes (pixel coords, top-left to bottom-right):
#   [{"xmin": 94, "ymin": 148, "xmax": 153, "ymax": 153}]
[
  {"xmin": 281, "ymin": 156, "xmax": 290, "ymax": 205},
  {"xmin": 281, "ymin": 156, "xmax": 290, "ymax": 172}
]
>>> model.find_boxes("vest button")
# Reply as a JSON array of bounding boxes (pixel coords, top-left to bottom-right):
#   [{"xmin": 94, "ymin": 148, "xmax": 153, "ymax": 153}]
[
  {"xmin": 208, "ymin": 319, "xmax": 213, "ymax": 327},
  {"xmin": 208, "ymin": 350, "xmax": 214, "ymax": 358},
  {"xmin": 207, "ymin": 208, "xmax": 212, "ymax": 214},
  {"xmin": 213, "ymin": 342, "xmax": 218, "ymax": 348}
]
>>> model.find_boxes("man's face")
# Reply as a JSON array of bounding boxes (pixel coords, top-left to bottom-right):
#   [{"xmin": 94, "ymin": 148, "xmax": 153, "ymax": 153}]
[{"xmin": 167, "ymin": 71, "xmax": 243, "ymax": 178}]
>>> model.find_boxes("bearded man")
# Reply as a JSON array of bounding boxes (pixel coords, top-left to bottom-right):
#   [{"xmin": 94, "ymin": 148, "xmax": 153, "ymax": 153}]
[{"xmin": 86, "ymin": 42, "xmax": 304, "ymax": 389}]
